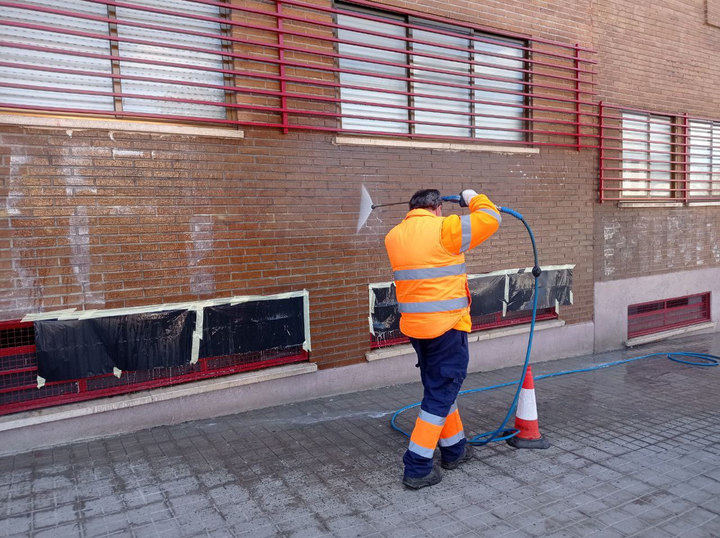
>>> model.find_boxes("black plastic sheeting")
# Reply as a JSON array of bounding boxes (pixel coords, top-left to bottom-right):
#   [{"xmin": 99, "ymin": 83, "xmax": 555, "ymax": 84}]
[
  {"xmin": 199, "ymin": 296, "xmax": 305, "ymax": 358},
  {"xmin": 468, "ymin": 274, "xmax": 506, "ymax": 316},
  {"xmin": 370, "ymin": 268, "xmax": 574, "ymax": 341},
  {"xmin": 371, "ymin": 285, "xmax": 402, "ymax": 342},
  {"xmin": 506, "ymin": 268, "xmax": 574, "ymax": 312},
  {"xmin": 35, "ymin": 310, "xmax": 196, "ymax": 382}
]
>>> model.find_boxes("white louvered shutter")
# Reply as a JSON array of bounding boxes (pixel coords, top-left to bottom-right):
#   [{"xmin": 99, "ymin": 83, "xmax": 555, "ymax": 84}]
[
  {"xmin": 473, "ymin": 37, "xmax": 525, "ymax": 141},
  {"xmin": 621, "ymin": 112, "xmax": 671, "ymax": 198},
  {"xmin": 337, "ymin": 13, "xmax": 408, "ymax": 133},
  {"xmin": 0, "ymin": 0, "xmax": 114, "ymax": 111},
  {"xmin": 115, "ymin": 0, "xmax": 227, "ymax": 119},
  {"xmin": 411, "ymin": 27, "xmax": 471, "ymax": 137},
  {"xmin": 689, "ymin": 121, "xmax": 720, "ymax": 198},
  {"xmin": 647, "ymin": 116, "xmax": 672, "ymax": 197}
]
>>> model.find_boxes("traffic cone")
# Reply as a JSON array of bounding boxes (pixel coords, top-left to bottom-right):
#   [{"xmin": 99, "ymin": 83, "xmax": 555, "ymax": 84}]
[{"xmin": 506, "ymin": 365, "xmax": 550, "ymax": 449}]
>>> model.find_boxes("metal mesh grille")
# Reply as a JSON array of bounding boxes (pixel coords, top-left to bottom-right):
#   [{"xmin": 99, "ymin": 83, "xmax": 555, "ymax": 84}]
[{"xmin": 0, "ymin": 322, "xmax": 34, "ymax": 350}]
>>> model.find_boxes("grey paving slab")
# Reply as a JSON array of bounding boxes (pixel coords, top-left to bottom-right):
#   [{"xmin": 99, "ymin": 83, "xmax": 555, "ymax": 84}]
[{"xmin": 1, "ymin": 332, "xmax": 720, "ymax": 537}]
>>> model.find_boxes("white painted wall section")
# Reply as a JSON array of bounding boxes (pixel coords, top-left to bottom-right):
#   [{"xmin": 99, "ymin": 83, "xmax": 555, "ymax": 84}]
[{"xmin": 594, "ymin": 268, "xmax": 720, "ymax": 352}]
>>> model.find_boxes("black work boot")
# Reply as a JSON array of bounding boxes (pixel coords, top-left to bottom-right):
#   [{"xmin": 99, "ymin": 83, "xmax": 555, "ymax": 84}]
[
  {"xmin": 441, "ymin": 444, "xmax": 474, "ymax": 470},
  {"xmin": 402, "ymin": 466, "xmax": 443, "ymax": 489}
]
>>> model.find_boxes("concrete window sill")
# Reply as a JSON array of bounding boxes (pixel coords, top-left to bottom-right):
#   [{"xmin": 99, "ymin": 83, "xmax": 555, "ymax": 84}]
[
  {"xmin": 625, "ymin": 321, "xmax": 716, "ymax": 347},
  {"xmin": 0, "ymin": 362, "xmax": 316, "ymax": 433},
  {"xmin": 0, "ymin": 113, "xmax": 245, "ymax": 138},
  {"xmin": 617, "ymin": 202, "xmax": 684, "ymax": 208},
  {"xmin": 366, "ymin": 319, "xmax": 566, "ymax": 361},
  {"xmin": 618, "ymin": 201, "xmax": 720, "ymax": 208},
  {"xmin": 334, "ymin": 136, "xmax": 540, "ymax": 154}
]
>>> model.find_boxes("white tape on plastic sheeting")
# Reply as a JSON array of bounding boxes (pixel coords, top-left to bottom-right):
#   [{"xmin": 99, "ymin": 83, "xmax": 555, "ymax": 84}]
[
  {"xmin": 302, "ymin": 290, "xmax": 312, "ymax": 352},
  {"xmin": 67, "ymin": 302, "xmax": 198, "ymax": 321},
  {"xmin": 368, "ymin": 286, "xmax": 376, "ymax": 336},
  {"xmin": 36, "ymin": 375, "xmax": 45, "ymax": 389},
  {"xmin": 20, "ymin": 291, "xmax": 311, "ymax": 323},
  {"xmin": 229, "ymin": 290, "xmax": 308, "ymax": 306},
  {"xmin": 467, "ymin": 263, "xmax": 575, "ymax": 280},
  {"xmin": 466, "ymin": 269, "xmax": 513, "ymax": 280},
  {"xmin": 536, "ymin": 264, "xmax": 575, "ymax": 272},
  {"xmin": 190, "ymin": 305, "xmax": 205, "ymax": 364},
  {"xmin": 21, "ymin": 308, "xmax": 77, "ymax": 322},
  {"xmin": 503, "ymin": 274, "xmax": 509, "ymax": 317}
]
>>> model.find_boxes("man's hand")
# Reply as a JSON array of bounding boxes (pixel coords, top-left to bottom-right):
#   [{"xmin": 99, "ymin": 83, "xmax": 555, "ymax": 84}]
[{"xmin": 460, "ymin": 189, "xmax": 478, "ymax": 208}]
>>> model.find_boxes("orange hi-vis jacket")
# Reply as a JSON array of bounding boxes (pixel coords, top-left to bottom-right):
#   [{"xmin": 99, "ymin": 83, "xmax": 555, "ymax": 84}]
[{"xmin": 384, "ymin": 194, "xmax": 501, "ymax": 339}]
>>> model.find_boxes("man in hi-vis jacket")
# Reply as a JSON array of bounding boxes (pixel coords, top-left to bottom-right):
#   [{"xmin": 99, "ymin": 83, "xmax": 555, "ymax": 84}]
[{"xmin": 385, "ymin": 188, "xmax": 501, "ymax": 489}]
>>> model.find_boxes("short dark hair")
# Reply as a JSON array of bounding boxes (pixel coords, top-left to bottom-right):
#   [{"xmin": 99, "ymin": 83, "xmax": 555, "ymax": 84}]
[{"xmin": 409, "ymin": 189, "xmax": 442, "ymax": 210}]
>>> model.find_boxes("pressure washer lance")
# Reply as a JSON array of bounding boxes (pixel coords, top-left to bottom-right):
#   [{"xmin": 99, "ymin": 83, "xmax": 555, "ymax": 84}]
[{"xmin": 370, "ymin": 195, "xmax": 462, "ymax": 209}]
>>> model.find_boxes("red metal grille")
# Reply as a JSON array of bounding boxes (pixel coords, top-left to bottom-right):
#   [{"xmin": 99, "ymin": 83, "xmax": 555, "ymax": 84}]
[
  {"xmin": 627, "ymin": 293, "xmax": 711, "ymax": 339},
  {"xmin": 471, "ymin": 307, "xmax": 557, "ymax": 332},
  {"xmin": 599, "ymin": 103, "xmax": 720, "ymax": 202},
  {"xmin": 0, "ymin": 320, "xmax": 308, "ymax": 416},
  {"xmin": 370, "ymin": 307, "xmax": 557, "ymax": 349},
  {"xmin": 0, "ymin": 0, "xmax": 597, "ymax": 147}
]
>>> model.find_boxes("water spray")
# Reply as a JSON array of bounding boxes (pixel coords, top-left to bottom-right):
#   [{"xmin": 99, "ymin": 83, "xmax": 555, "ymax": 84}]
[{"xmin": 356, "ymin": 185, "xmax": 462, "ymax": 232}]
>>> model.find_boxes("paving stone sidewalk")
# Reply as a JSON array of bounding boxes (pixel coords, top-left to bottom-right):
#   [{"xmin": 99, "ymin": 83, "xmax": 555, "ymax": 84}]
[{"xmin": 2, "ymin": 332, "xmax": 720, "ymax": 537}]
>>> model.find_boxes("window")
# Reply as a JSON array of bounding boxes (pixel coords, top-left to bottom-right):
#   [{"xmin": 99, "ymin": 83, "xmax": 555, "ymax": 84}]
[
  {"xmin": 628, "ymin": 293, "xmax": 710, "ymax": 339},
  {"xmin": 336, "ymin": 5, "xmax": 527, "ymax": 142},
  {"xmin": 0, "ymin": 0, "xmax": 229, "ymax": 121},
  {"xmin": 600, "ymin": 104, "xmax": 720, "ymax": 203},
  {"xmin": 621, "ymin": 112, "xmax": 672, "ymax": 198},
  {"xmin": 688, "ymin": 120, "xmax": 720, "ymax": 199}
]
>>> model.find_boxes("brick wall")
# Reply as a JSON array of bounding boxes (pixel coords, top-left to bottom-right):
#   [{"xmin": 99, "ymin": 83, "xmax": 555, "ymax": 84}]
[
  {"xmin": 709, "ymin": 0, "xmax": 720, "ymax": 28},
  {"xmin": 0, "ymin": 123, "xmax": 594, "ymax": 368}
]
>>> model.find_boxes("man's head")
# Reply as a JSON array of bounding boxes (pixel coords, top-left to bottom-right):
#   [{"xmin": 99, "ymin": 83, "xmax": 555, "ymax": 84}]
[{"xmin": 409, "ymin": 189, "xmax": 442, "ymax": 215}]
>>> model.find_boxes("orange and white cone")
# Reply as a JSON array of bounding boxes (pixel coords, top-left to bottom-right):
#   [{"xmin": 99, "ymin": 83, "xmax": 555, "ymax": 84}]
[{"xmin": 506, "ymin": 365, "xmax": 550, "ymax": 449}]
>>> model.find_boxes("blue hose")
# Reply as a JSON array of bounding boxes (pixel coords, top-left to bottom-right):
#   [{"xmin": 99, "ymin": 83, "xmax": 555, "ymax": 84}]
[{"xmin": 390, "ymin": 206, "xmax": 719, "ymax": 444}]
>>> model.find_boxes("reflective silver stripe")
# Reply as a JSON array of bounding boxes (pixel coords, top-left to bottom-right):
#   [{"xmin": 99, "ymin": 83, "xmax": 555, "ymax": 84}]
[
  {"xmin": 398, "ymin": 297, "xmax": 469, "ymax": 314},
  {"xmin": 408, "ymin": 441, "xmax": 435, "ymax": 459},
  {"xmin": 394, "ymin": 263, "xmax": 466, "ymax": 281},
  {"xmin": 418, "ymin": 409, "xmax": 446, "ymax": 427},
  {"xmin": 460, "ymin": 215, "xmax": 472, "ymax": 253},
  {"xmin": 478, "ymin": 207, "xmax": 502, "ymax": 224},
  {"xmin": 447, "ymin": 402, "xmax": 458, "ymax": 416},
  {"xmin": 438, "ymin": 430, "xmax": 466, "ymax": 447}
]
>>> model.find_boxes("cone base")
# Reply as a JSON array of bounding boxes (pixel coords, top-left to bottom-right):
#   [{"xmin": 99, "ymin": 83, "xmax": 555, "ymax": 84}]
[{"xmin": 506, "ymin": 435, "xmax": 550, "ymax": 449}]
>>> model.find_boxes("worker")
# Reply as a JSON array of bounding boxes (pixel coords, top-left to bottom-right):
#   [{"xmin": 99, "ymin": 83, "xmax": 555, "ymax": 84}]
[{"xmin": 384, "ymin": 188, "xmax": 501, "ymax": 489}]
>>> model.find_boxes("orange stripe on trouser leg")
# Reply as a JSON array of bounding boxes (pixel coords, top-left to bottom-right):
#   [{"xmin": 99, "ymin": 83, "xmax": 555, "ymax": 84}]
[
  {"xmin": 408, "ymin": 417, "xmax": 444, "ymax": 457},
  {"xmin": 439, "ymin": 406, "xmax": 465, "ymax": 447}
]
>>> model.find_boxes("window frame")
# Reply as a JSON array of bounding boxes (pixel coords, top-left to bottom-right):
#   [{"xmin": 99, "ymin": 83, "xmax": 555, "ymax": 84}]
[{"xmin": 333, "ymin": 2, "xmax": 530, "ymax": 144}]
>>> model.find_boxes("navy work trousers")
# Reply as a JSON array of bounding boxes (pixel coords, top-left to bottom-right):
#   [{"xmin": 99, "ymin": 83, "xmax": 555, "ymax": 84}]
[{"xmin": 403, "ymin": 328, "xmax": 469, "ymax": 478}]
